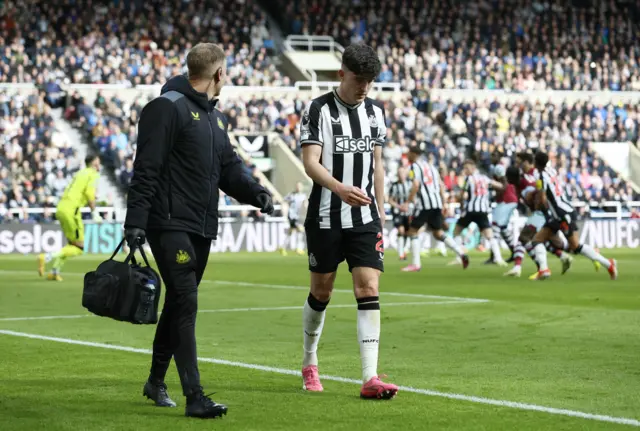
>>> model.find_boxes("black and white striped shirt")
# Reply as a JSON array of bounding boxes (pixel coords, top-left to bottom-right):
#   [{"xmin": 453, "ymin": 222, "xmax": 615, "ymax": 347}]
[
  {"xmin": 409, "ymin": 159, "xmax": 443, "ymax": 211},
  {"xmin": 463, "ymin": 172, "xmax": 491, "ymax": 213},
  {"xmin": 388, "ymin": 180, "xmax": 411, "ymax": 216},
  {"xmin": 285, "ymin": 192, "xmax": 307, "ymax": 220},
  {"xmin": 300, "ymin": 90, "xmax": 386, "ymax": 229},
  {"xmin": 539, "ymin": 166, "xmax": 574, "ymax": 218}
]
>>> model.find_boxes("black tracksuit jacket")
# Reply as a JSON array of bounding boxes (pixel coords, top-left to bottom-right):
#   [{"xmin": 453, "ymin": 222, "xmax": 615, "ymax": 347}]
[{"xmin": 124, "ymin": 75, "xmax": 268, "ymax": 239}]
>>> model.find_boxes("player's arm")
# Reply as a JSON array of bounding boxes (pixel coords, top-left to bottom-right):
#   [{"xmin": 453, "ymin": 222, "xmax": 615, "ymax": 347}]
[
  {"xmin": 406, "ymin": 167, "xmax": 420, "ymax": 204},
  {"xmin": 84, "ymin": 173, "xmax": 101, "ymax": 221},
  {"xmin": 125, "ymin": 98, "xmax": 179, "ymax": 230},
  {"xmin": 373, "ymin": 145, "xmax": 385, "ymax": 220},
  {"xmin": 489, "ymin": 178, "xmax": 505, "ymax": 191},
  {"xmin": 439, "ymin": 177, "xmax": 447, "ymax": 210},
  {"xmin": 535, "ymin": 177, "xmax": 548, "ymax": 209}
]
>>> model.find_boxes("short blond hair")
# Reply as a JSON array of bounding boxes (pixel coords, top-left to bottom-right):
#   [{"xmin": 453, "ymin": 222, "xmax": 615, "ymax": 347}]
[{"xmin": 187, "ymin": 43, "xmax": 225, "ymax": 80}]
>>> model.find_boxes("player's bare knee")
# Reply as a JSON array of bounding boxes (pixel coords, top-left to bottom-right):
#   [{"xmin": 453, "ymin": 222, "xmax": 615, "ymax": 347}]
[
  {"xmin": 432, "ymin": 230, "xmax": 445, "ymax": 241},
  {"xmin": 352, "ymin": 267, "xmax": 380, "ymax": 298},
  {"xmin": 310, "ymin": 272, "xmax": 335, "ymax": 302},
  {"xmin": 72, "ymin": 241, "xmax": 84, "ymax": 250}
]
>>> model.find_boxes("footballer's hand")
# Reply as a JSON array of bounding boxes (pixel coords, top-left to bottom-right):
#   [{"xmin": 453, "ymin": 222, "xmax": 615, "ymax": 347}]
[
  {"xmin": 399, "ymin": 203, "xmax": 410, "ymax": 213},
  {"xmin": 256, "ymin": 192, "xmax": 274, "ymax": 215},
  {"xmin": 336, "ymin": 183, "xmax": 371, "ymax": 207},
  {"xmin": 124, "ymin": 227, "xmax": 146, "ymax": 249}
]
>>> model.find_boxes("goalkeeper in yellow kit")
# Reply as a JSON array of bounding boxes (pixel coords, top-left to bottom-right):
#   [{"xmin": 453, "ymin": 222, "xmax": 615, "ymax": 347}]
[{"xmin": 38, "ymin": 155, "xmax": 103, "ymax": 281}]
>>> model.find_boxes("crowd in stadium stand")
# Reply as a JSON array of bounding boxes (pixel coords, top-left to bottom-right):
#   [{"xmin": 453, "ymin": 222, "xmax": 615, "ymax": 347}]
[
  {"xmin": 258, "ymin": 93, "xmax": 639, "ymax": 214},
  {"xmin": 0, "ymin": 0, "xmax": 279, "ymax": 86},
  {"xmin": 269, "ymin": 0, "xmax": 640, "ymax": 91},
  {"xmin": 0, "ymin": 90, "xmax": 79, "ymax": 223},
  {"xmin": 2, "ymin": 0, "xmax": 640, "ymax": 222}
]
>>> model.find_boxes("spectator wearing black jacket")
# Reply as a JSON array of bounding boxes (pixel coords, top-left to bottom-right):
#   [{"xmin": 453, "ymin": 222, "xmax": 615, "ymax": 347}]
[{"xmin": 123, "ymin": 43, "xmax": 274, "ymax": 419}]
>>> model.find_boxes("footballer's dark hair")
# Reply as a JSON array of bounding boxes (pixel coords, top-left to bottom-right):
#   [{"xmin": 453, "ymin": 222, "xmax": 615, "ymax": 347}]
[
  {"xmin": 85, "ymin": 154, "xmax": 99, "ymax": 166},
  {"xmin": 534, "ymin": 151, "xmax": 549, "ymax": 170},
  {"xmin": 506, "ymin": 166, "xmax": 520, "ymax": 185},
  {"xmin": 341, "ymin": 43, "xmax": 382, "ymax": 81},
  {"xmin": 516, "ymin": 151, "xmax": 534, "ymax": 164}
]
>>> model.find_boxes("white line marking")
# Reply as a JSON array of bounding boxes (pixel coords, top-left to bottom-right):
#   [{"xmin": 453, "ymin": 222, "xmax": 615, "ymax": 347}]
[
  {"xmin": 0, "ymin": 301, "xmax": 476, "ymax": 321},
  {"xmin": 0, "ymin": 329, "xmax": 637, "ymax": 428},
  {"xmin": 0, "ymin": 314, "xmax": 91, "ymax": 321},
  {"xmin": 0, "ymin": 270, "xmax": 490, "ymax": 303}
]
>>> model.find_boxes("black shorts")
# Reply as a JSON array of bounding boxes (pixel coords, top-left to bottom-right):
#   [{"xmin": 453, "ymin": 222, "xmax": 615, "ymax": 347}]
[
  {"xmin": 411, "ymin": 209, "xmax": 444, "ymax": 231},
  {"xmin": 289, "ymin": 218, "xmax": 300, "ymax": 229},
  {"xmin": 457, "ymin": 211, "xmax": 491, "ymax": 231},
  {"xmin": 544, "ymin": 211, "xmax": 578, "ymax": 236},
  {"xmin": 305, "ymin": 222, "xmax": 384, "ymax": 274},
  {"xmin": 392, "ymin": 214, "xmax": 410, "ymax": 230}
]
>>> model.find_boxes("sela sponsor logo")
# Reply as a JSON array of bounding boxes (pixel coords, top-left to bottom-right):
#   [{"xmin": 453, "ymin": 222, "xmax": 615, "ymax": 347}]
[
  {"xmin": 0, "ymin": 223, "xmax": 123, "ymax": 254},
  {"xmin": 334, "ymin": 135, "xmax": 375, "ymax": 154},
  {"xmin": 0, "ymin": 225, "xmax": 63, "ymax": 254}
]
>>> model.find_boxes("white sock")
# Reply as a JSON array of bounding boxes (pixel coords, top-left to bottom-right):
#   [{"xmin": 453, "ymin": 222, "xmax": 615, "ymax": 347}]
[
  {"xmin": 397, "ymin": 236, "xmax": 405, "ymax": 255},
  {"xmin": 533, "ymin": 243, "xmax": 549, "ymax": 271},
  {"xmin": 437, "ymin": 241, "xmax": 446, "ymax": 254},
  {"xmin": 579, "ymin": 244, "xmax": 611, "ymax": 269},
  {"xmin": 45, "ymin": 252, "xmax": 53, "ymax": 263},
  {"xmin": 455, "ymin": 235, "xmax": 463, "ymax": 251},
  {"xmin": 289, "ymin": 232, "xmax": 296, "ymax": 250},
  {"xmin": 302, "ymin": 295, "xmax": 327, "ymax": 367},
  {"xmin": 411, "ymin": 236, "xmax": 421, "ymax": 267},
  {"xmin": 559, "ymin": 235, "xmax": 568, "ymax": 250},
  {"xmin": 442, "ymin": 235, "xmax": 464, "ymax": 257},
  {"xmin": 357, "ymin": 297, "xmax": 380, "ymax": 383},
  {"xmin": 404, "ymin": 237, "xmax": 411, "ymax": 255},
  {"xmin": 489, "ymin": 237, "xmax": 503, "ymax": 261}
]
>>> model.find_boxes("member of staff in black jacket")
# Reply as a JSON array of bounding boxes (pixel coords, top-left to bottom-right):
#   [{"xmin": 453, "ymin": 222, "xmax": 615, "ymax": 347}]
[{"xmin": 124, "ymin": 42, "xmax": 274, "ymax": 419}]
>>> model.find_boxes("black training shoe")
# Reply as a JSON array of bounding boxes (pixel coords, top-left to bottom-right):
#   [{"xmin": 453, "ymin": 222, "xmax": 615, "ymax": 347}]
[
  {"xmin": 505, "ymin": 254, "xmax": 515, "ymax": 263},
  {"xmin": 185, "ymin": 390, "xmax": 228, "ymax": 419},
  {"xmin": 143, "ymin": 380, "xmax": 177, "ymax": 407}
]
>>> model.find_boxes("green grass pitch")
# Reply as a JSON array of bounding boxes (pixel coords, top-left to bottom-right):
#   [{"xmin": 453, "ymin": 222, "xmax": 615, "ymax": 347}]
[{"xmin": 0, "ymin": 250, "xmax": 639, "ymax": 430}]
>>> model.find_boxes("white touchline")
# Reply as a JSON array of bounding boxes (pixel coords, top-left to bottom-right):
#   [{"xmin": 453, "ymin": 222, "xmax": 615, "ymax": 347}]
[
  {"xmin": 0, "ymin": 330, "xmax": 637, "ymax": 428},
  {"xmin": 0, "ymin": 270, "xmax": 491, "ymax": 303},
  {"xmin": 0, "ymin": 300, "xmax": 478, "ymax": 321},
  {"xmin": 0, "ymin": 314, "xmax": 92, "ymax": 321}
]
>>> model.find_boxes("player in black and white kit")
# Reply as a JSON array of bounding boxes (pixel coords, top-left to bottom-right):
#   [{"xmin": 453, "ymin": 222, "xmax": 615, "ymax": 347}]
[
  {"xmin": 530, "ymin": 151, "xmax": 618, "ymax": 280},
  {"xmin": 280, "ymin": 181, "xmax": 307, "ymax": 256},
  {"xmin": 452, "ymin": 159, "xmax": 505, "ymax": 268},
  {"xmin": 400, "ymin": 145, "xmax": 467, "ymax": 271},
  {"xmin": 298, "ymin": 43, "xmax": 398, "ymax": 399},
  {"xmin": 387, "ymin": 166, "xmax": 411, "ymax": 260}
]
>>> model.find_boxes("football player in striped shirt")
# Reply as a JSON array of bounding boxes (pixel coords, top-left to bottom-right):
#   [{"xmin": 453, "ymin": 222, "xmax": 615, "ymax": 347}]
[
  {"xmin": 400, "ymin": 145, "xmax": 467, "ymax": 271},
  {"xmin": 387, "ymin": 166, "xmax": 412, "ymax": 260},
  {"xmin": 298, "ymin": 43, "xmax": 398, "ymax": 399},
  {"xmin": 452, "ymin": 159, "xmax": 505, "ymax": 268},
  {"xmin": 280, "ymin": 181, "xmax": 307, "ymax": 256},
  {"xmin": 530, "ymin": 152, "xmax": 618, "ymax": 280}
]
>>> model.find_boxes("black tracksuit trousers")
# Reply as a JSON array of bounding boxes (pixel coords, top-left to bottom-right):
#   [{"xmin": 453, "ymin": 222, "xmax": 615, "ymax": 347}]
[{"xmin": 146, "ymin": 230, "xmax": 211, "ymax": 396}]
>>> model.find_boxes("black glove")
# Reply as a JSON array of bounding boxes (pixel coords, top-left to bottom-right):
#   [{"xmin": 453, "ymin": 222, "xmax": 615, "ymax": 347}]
[
  {"xmin": 256, "ymin": 192, "xmax": 274, "ymax": 215},
  {"xmin": 124, "ymin": 227, "xmax": 146, "ymax": 249}
]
